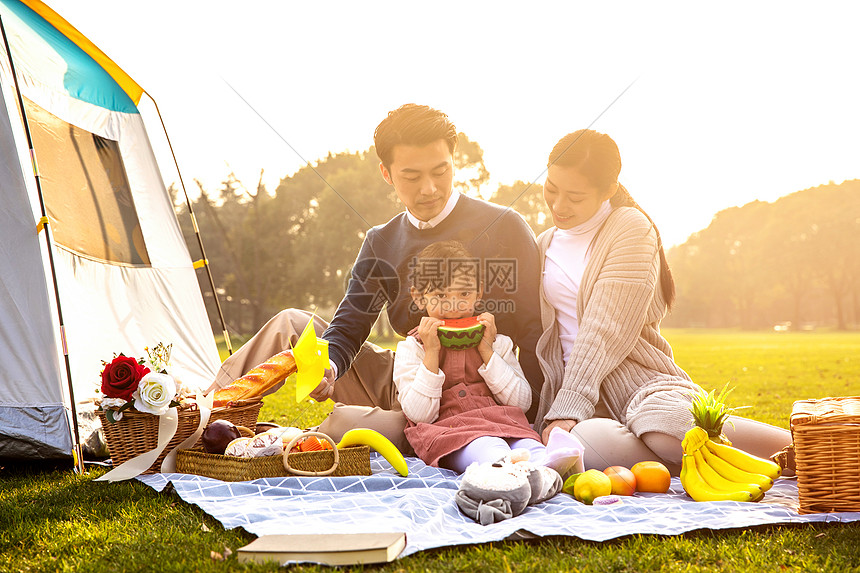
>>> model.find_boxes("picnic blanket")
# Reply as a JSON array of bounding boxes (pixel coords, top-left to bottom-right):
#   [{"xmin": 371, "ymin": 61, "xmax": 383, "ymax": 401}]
[{"xmin": 138, "ymin": 454, "xmax": 860, "ymax": 559}]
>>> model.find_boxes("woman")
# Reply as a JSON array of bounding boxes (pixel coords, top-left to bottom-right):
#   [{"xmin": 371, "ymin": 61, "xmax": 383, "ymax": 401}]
[{"xmin": 534, "ymin": 129, "xmax": 791, "ymax": 474}]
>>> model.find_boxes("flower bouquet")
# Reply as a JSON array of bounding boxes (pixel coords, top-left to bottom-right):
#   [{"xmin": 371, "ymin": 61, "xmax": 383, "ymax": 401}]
[
  {"xmin": 96, "ymin": 343, "xmax": 262, "ymax": 477},
  {"xmin": 99, "ymin": 343, "xmax": 183, "ymax": 423}
]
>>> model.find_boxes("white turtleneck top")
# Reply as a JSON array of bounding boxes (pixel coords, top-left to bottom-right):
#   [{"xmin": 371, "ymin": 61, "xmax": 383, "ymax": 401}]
[{"xmin": 542, "ymin": 199, "xmax": 612, "ymax": 364}]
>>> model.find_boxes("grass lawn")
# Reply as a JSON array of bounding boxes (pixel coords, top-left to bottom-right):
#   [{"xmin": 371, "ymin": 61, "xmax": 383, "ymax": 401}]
[{"xmin": 3, "ymin": 329, "xmax": 860, "ymax": 572}]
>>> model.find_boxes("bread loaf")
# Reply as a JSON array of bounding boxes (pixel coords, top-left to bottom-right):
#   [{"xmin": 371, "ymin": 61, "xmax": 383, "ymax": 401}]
[{"xmin": 213, "ymin": 350, "xmax": 298, "ymax": 407}]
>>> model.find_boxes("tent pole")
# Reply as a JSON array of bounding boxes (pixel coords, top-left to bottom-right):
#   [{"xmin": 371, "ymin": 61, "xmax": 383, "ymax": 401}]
[
  {"xmin": 0, "ymin": 14, "xmax": 85, "ymax": 474},
  {"xmin": 142, "ymin": 91, "xmax": 234, "ymax": 356}
]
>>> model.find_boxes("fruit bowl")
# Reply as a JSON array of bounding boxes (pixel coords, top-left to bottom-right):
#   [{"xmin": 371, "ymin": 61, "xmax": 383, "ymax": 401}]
[{"xmin": 437, "ymin": 316, "xmax": 485, "ymax": 350}]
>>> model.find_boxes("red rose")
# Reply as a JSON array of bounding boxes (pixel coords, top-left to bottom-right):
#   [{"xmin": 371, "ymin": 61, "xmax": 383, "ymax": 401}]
[{"xmin": 101, "ymin": 355, "xmax": 150, "ymax": 401}]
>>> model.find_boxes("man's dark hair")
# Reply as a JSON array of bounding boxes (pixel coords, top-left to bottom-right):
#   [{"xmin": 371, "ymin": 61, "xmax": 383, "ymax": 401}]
[{"xmin": 374, "ymin": 104, "xmax": 458, "ymax": 168}]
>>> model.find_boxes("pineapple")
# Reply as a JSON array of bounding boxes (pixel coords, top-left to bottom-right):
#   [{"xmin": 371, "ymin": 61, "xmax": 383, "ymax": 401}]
[{"xmin": 689, "ymin": 383, "xmax": 745, "ymax": 445}]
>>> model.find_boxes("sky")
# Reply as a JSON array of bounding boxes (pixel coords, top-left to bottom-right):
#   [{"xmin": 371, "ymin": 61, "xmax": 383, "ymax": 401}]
[{"xmin": 49, "ymin": 1, "xmax": 860, "ymax": 248}]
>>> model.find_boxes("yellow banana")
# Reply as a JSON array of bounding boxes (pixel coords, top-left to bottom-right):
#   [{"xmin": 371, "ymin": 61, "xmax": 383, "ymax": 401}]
[
  {"xmin": 681, "ymin": 426, "xmax": 710, "ymax": 454},
  {"xmin": 699, "ymin": 445, "xmax": 773, "ymax": 492},
  {"xmin": 680, "ymin": 454, "xmax": 755, "ymax": 502},
  {"xmin": 704, "ymin": 440, "xmax": 781, "ymax": 481},
  {"xmin": 693, "ymin": 449, "xmax": 764, "ymax": 501},
  {"xmin": 337, "ymin": 428, "xmax": 408, "ymax": 477}
]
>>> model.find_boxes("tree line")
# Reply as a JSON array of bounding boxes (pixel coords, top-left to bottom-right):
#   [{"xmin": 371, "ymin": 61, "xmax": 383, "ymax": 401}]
[
  {"xmin": 174, "ymin": 141, "xmax": 858, "ymax": 336},
  {"xmin": 665, "ymin": 180, "xmax": 860, "ymax": 330}
]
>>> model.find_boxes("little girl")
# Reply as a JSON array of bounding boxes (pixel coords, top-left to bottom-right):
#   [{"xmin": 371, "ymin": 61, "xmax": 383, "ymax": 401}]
[{"xmin": 393, "ymin": 240, "xmax": 582, "ymax": 476}]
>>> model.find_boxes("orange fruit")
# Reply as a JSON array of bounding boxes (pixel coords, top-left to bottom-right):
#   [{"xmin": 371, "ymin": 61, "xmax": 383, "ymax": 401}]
[
  {"xmin": 603, "ymin": 466, "xmax": 637, "ymax": 496},
  {"xmin": 298, "ymin": 436, "xmax": 325, "ymax": 452},
  {"xmin": 631, "ymin": 461, "xmax": 671, "ymax": 493}
]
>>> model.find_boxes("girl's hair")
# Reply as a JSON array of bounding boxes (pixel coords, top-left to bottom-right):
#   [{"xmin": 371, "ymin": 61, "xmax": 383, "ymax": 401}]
[
  {"xmin": 548, "ymin": 129, "xmax": 676, "ymax": 308},
  {"xmin": 410, "ymin": 240, "xmax": 479, "ymax": 292}
]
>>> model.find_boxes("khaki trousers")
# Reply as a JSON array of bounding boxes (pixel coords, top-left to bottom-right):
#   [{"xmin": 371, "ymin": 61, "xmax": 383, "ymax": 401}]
[
  {"xmin": 571, "ymin": 415, "xmax": 791, "ymax": 477},
  {"xmin": 209, "ymin": 309, "xmax": 411, "ymax": 454}
]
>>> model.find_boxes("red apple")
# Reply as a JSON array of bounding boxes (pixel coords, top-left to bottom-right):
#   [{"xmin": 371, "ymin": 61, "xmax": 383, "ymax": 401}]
[{"xmin": 603, "ymin": 465, "xmax": 637, "ymax": 496}]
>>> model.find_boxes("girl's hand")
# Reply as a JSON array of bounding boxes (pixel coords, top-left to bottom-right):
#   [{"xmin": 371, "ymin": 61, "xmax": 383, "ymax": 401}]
[
  {"xmin": 417, "ymin": 316, "xmax": 443, "ymax": 352},
  {"xmin": 541, "ymin": 419, "xmax": 578, "ymax": 444},
  {"xmin": 417, "ymin": 316, "xmax": 443, "ymax": 374},
  {"xmin": 476, "ymin": 312, "xmax": 497, "ymax": 364},
  {"xmin": 476, "ymin": 312, "xmax": 497, "ymax": 347}
]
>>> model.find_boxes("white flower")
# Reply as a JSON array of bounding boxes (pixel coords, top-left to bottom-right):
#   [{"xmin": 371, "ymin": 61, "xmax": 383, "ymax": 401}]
[
  {"xmin": 132, "ymin": 372, "xmax": 177, "ymax": 415},
  {"xmin": 100, "ymin": 397, "xmax": 128, "ymax": 410}
]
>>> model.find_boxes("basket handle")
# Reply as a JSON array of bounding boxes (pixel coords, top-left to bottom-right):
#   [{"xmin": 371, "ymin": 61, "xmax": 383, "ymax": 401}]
[{"xmin": 283, "ymin": 431, "xmax": 340, "ymax": 476}]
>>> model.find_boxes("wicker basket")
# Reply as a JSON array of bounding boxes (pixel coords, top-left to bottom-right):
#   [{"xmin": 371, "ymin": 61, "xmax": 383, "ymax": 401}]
[
  {"xmin": 175, "ymin": 444, "xmax": 372, "ymax": 481},
  {"xmin": 98, "ymin": 400, "xmax": 263, "ymax": 475},
  {"xmin": 790, "ymin": 396, "xmax": 860, "ymax": 514}
]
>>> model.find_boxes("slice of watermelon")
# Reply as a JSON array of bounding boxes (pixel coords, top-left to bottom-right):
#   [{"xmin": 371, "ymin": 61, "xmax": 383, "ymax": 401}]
[{"xmin": 437, "ymin": 316, "xmax": 485, "ymax": 350}]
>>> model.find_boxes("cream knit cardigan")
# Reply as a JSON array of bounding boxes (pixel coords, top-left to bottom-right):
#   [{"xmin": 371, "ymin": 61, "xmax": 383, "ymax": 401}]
[{"xmin": 534, "ymin": 207, "xmax": 702, "ymax": 439}]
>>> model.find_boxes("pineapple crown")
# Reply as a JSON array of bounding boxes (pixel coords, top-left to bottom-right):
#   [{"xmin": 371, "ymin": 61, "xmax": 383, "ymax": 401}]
[{"xmin": 689, "ymin": 383, "xmax": 748, "ymax": 437}]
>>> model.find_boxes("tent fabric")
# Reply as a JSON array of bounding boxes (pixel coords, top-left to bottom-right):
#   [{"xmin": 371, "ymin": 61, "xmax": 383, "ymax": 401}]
[
  {"xmin": 138, "ymin": 457, "xmax": 860, "ymax": 562},
  {"xmin": 0, "ymin": 0, "xmax": 139, "ymax": 112},
  {"xmin": 0, "ymin": 0, "xmax": 220, "ymax": 458}
]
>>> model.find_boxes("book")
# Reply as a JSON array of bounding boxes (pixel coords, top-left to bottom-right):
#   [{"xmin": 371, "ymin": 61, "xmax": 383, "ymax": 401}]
[{"xmin": 236, "ymin": 532, "xmax": 407, "ymax": 566}]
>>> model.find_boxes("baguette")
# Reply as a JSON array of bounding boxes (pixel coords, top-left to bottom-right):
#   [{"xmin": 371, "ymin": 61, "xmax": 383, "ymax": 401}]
[{"xmin": 213, "ymin": 350, "xmax": 298, "ymax": 407}]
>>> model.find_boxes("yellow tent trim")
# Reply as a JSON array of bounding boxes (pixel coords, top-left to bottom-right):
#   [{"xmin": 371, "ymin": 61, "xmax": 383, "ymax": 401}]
[{"xmin": 20, "ymin": 0, "xmax": 144, "ymax": 105}]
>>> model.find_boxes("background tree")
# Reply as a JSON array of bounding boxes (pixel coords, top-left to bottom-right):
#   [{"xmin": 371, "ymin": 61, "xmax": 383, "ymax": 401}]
[
  {"xmin": 490, "ymin": 180, "xmax": 550, "ymax": 236},
  {"xmin": 453, "ymin": 132, "xmax": 490, "ymax": 197},
  {"xmin": 666, "ymin": 179, "xmax": 860, "ymax": 330}
]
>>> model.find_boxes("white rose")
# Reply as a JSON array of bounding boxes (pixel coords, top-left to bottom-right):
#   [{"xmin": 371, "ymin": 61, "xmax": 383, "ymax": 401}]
[{"xmin": 132, "ymin": 372, "xmax": 177, "ymax": 415}]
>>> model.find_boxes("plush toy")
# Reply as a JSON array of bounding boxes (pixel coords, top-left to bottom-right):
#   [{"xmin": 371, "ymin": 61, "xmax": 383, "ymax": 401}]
[{"xmin": 455, "ymin": 451, "xmax": 563, "ymax": 525}]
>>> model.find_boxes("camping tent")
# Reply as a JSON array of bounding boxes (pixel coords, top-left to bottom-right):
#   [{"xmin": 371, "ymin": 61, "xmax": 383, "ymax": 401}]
[{"xmin": 0, "ymin": 0, "xmax": 221, "ymax": 462}]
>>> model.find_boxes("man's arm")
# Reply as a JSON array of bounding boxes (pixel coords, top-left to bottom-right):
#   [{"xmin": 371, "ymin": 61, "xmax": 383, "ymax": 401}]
[
  {"xmin": 499, "ymin": 212, "xmax": 545, "ymax": 421},
  {"xmin": 322, "ymin": 235, "xmax": 391, "ymax": 377}
]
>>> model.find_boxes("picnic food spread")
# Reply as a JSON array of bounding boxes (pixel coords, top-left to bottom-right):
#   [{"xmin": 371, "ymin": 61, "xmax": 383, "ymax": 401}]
[
  {"xmin": 562, "ymin": 461, "xmax": 670, "ymax": 504},
  {"xmin": 437, "ymin": 316, "xmax": 485, "ymax": 349}
]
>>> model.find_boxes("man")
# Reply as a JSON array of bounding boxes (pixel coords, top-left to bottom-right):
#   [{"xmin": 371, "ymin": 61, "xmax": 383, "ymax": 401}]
[{"xmin": 210, "ymin": 104, "xmax": 544, "ymax": 445}]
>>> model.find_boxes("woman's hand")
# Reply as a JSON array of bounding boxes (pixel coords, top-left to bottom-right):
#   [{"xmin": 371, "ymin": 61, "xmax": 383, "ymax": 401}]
[
  {"xmin": 541, "ymin": 419, "xmax": 578, "ymax": 444},
  {"xmin": 476, "ymin": 312, "xmax": 497, "ymax": 364}
]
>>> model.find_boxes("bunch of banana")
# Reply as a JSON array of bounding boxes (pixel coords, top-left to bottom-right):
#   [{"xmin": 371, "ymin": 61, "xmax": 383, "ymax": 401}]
[{"xmin": 680, "ymin": 426, "xmax": 781, "ymax": 503}]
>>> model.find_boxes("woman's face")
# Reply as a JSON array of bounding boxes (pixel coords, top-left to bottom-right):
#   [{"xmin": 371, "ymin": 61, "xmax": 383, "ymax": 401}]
[{"xmin": 543, "ymin": 165, "xmax": 614, "ymax": 230}]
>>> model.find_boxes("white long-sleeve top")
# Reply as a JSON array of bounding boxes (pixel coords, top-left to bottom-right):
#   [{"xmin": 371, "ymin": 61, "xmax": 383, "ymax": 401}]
[
  {"xmin": 543, "ymin": 199, "xmax": 613, "ymax": 364},
  {"xmin": 393, "ymin": 334, "xmax": 532, "ymax": 424}
]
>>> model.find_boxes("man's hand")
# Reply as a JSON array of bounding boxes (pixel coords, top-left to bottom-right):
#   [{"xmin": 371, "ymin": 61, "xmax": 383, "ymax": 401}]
[
  {"xmin": 309, "ymin": 368, "xmax": 336, "ymax": 402},
  {"xmin": 541, "ymin": 418, "xmax": 578, "ymax": 444}
]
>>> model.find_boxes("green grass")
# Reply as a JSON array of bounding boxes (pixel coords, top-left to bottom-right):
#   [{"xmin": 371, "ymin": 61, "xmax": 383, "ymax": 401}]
[{"xmin": 3, "ymin": 329, "xmax": 860, "ymax": 572}]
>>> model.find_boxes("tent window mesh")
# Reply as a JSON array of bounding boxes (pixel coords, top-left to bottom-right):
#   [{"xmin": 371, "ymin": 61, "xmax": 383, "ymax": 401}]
[{"xmin": 25, "ymin": 98, "xmax": 150, "ymax": 265}]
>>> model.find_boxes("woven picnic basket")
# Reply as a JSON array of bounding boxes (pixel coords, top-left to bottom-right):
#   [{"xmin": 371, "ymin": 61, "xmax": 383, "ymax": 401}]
[
  {"xmin": 175, "ymin": 432, "xmax": 371, "ymax": 481},
  {"xmin": 98, "ymin": 399, "xmax": 263, "ymax": 475},
  {"xmin": 790, "ymin": 396, "xmax": 860, "ymax": 514}
]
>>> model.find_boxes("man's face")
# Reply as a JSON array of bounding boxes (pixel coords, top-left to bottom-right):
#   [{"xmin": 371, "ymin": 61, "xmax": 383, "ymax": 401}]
[{"xmin": 380, "ymin": 139, "xmax": 454, "ymax": 222}]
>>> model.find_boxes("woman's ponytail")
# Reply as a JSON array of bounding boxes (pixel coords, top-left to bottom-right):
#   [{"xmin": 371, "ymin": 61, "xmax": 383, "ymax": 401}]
[{"xmin": 611, "ymin": 183, "xmax": 676, "ymax": 308}]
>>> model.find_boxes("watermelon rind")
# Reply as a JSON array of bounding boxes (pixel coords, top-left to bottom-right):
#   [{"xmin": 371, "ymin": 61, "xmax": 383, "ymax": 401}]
[{"xmin": 437, "ymin": 317, "xmax": 485, "ymax": 350}]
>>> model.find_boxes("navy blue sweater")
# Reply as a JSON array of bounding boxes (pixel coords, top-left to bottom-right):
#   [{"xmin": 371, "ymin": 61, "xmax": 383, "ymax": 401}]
[{"xmin": 322, "ymin": 194, "xmax": 544, "ymax": 420}]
